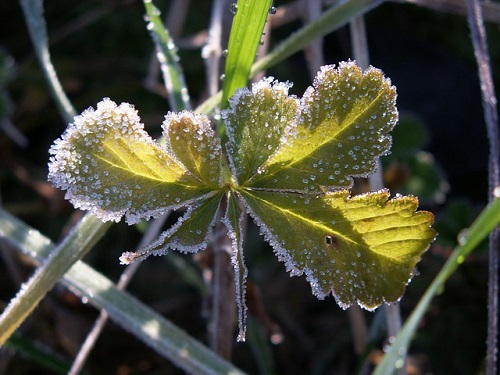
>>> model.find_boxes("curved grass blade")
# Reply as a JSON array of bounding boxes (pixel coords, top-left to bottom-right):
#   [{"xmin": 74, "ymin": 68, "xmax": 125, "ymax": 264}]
[
  {"xmin": 0, "ymin": 208, "xmax": 246, "ymax": 374},
  {"xmin": 373, "ymin": 198, "xmax": 500, "ymax": 375},
  {"xmin": 0, "ymin": 212, "xmax": 112, "ymax": 346},
  {"xmin": 143, "ymin": 0, "xmax": 191, "ymax": 111},
  {"xmin": 19, "ymin": 0, "xmax": 76, "ymax": 123}
]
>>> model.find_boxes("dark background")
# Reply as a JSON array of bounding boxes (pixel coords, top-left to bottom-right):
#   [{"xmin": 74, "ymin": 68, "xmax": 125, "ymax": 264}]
[{"xmin": 1, "ymin": 1, "xmax": 498, "ymax": 374}]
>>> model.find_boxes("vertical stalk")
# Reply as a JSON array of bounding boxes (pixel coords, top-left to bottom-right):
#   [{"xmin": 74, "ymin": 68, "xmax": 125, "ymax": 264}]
[
  {"xmin": 465, "ymin": 1, "xmax": 500, "ymax": 373},
  {"xmin": 210, "ymin": 197, "xmax": 236, "ymax": 359},
  {"xmin": 205, "ymin": 0, "xmax": 237, "ymax": 358},
  {"xmin": 350, "ymin": 13, "xmax": 405, "ymax": 375}
]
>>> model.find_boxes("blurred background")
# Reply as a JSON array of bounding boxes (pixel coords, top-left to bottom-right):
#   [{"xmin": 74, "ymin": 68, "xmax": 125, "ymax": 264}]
[{"xmin": 0, "ymin": 0, "xmax": 499, "ymax": 374}]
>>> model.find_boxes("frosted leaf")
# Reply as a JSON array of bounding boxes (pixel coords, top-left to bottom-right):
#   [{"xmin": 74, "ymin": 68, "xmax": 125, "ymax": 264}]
[
  {"xmin": 120, "ymin": 192, "xmax": 223, "ymax": 264},
  {"xmin": 221, "ymin": 192, "xmax": 248, "ymax": 342},
  {"xmin": 48, "ymin": 98, "xmax": 217, "ymax": 224},
  {"xmin": 222, "ymin": 77, "xmax": 299, "ymax": 184},
  {"xmin": 163, "ymin": 111, "xmax": 222, "ymax": 187},
  {"xmin": 247, "ymin": 61, "xmax": 398, "ymax": 192},
  {"xmin": 238, "ymin": 189, "xmax": 436, "ymax": 309}
]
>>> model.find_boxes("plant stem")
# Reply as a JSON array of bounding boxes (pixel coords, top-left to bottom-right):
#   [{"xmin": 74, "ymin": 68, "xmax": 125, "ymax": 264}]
[
  {"xmin": 210, "ymin": 197, "xmax": 237, "ymax": 359},
  {"xmin": 465, "ymin": 1, "xmax": 500, "ymax": 373}
]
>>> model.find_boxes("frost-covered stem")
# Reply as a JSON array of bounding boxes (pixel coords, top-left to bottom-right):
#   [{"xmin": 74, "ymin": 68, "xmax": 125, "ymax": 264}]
[
  {"xmin": 210, "ymin": 197, "xmax": 236, "ymax": 359},
  {"xmin": 203, "ymin": 0, "xmax": 225, "ymax": 98},
  {"xmin": 304, "ymin": 0, "xmax": 324, "ymax": 80},
  {"xmin": 19, "ymin": 0, "xmax": 76, "ymax": 123},
  {"xmin": 0, "ymin": 214, "xmax": 111, "ymax": 345},
  {"xmin": 252, "ymin": 16, "xmax": 271, "ymax": 83},
  {"xmin": 144, "ymin": 0, "xmax": 190, "ymax": 98},
  {"xmin": 68, "ymin": 216, "xmax": 168, "ymax": 375},
  {"xmin": 143, "ymin": 0, "xmax": 191, "ymax": 111},
  {"xmin": 465, "ymin": 1, "xmax": 500, "ymax": 373},
  {"xmin": 350, "ymin": 13, "xmax": 406, "ymax": 374}
]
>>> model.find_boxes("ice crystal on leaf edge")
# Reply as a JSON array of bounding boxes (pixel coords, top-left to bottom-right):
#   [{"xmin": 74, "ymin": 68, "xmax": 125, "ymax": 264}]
[{"xmin": 47, "ymin": 62, "xmax": 436, "ymax": 342}]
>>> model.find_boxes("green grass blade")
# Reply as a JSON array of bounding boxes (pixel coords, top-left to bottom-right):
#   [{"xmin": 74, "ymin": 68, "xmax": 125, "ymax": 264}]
[
  {"xmin": 0, "ymin": 212, "xmax": 112, "ymax": 346},
  {"xmin": 221, "ymin": 0, "xmax": 273, "ymax": 109},
  {"xmin": 19, "ymin": 0, "xmax": 76, "ymax": 123},
  {"xmin": 373, "ymin": 198, "xmax": 500, "ymax": 375},
  {"xmin": 143, "ymin": 0, "xmax": 191, "ymax": 111},
  {"xmin": 0, "ymin": 209, "xmax": 246, "ymax": 374}
]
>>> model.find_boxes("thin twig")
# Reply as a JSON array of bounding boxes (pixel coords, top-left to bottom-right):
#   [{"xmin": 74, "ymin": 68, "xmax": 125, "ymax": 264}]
[
  {"xmin": 304, "ymin": 0, "xmax": 325, "ymax": 79},
  {"xmin": 392, "ymin": 0, "xmax": 500, "ymax": 24},
  {"xmin": 203, "ymin": 0, "xmax": 225, "ymax": 98},
  {"xmin": 465, "ymin": 1, "xmax": 500, "ymax": 373}
]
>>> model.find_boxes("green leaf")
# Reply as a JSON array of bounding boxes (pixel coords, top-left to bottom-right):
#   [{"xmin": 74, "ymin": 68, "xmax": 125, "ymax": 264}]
[
  {"xmin": 238, "ymin": 189, "xmax": 436, "ymax": 309},
  {"xmin": 163, "ymin": 111, "xmax": 222, "ymax": 186},
  {"xmin": 48, "ymin": 99, "xmax": 220, "ymax": 224},
  {"xmin": 120, "ymin": 192, "xmax": 224, "ymax": 264},
  {"xmin": 374, "ymin": 198, "xmax": 500, "ymax": 375},
  {"xmin": 223, "ymin": 78, "xmax": 299, "ymax": 184},
  {"xmin": 228, "ymin": 62, "xmax": 398, "ymax": 192}
]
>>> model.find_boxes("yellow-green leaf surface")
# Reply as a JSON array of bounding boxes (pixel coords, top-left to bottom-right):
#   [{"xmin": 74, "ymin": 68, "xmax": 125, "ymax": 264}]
[
  {"xmin": 226, "ymin": 62, "xmax": 398, "ymax": 192},
  {"xmin": 238, "ymin": 189, "xmax": 436, "ymax": 308},
  {"xmin": 223, "ymin": 78, "xmax": 299, "ymax": 184},
  {"xmin": 48, "ymin": 99, "xmax": 220, "ymax": 224},
  {"xmin": 163, "ymin": 111, "xmax": 222, "ymax": 186},
  {"xmin": 120, "ymin": 192, "xmax": 224, "ymax": 264}
]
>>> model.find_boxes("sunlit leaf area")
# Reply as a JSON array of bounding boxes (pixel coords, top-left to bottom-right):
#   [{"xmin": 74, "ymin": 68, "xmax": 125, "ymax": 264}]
[{"xmin": 0, "ymin": 1, "xmax": 499, "ymax": 374}]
